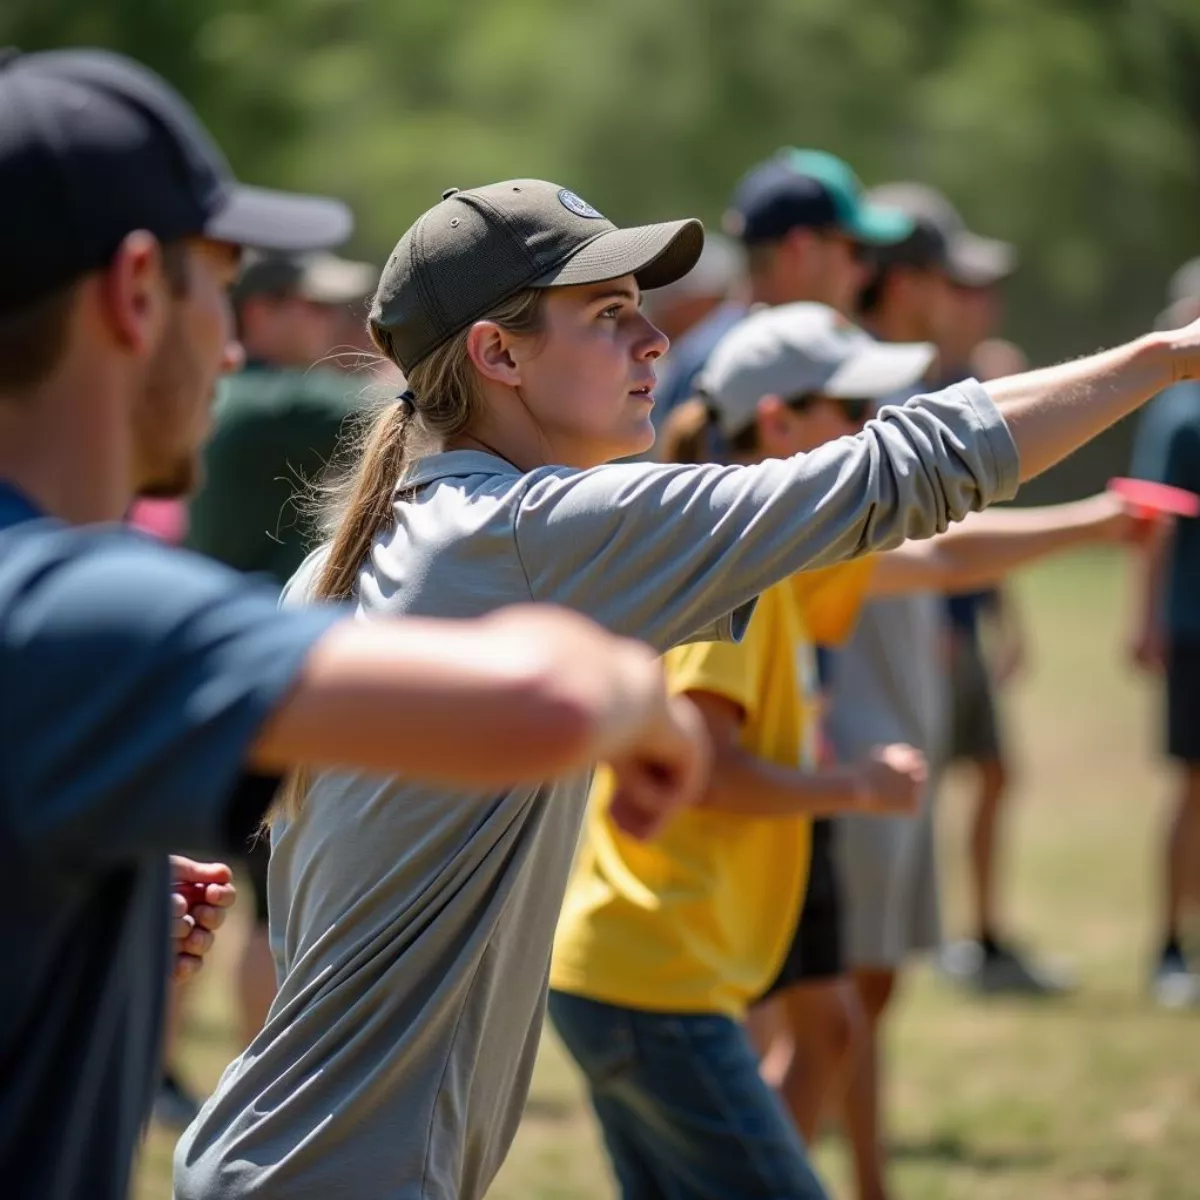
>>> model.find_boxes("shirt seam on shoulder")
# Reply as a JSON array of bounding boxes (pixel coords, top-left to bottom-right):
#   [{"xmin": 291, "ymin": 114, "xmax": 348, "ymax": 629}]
[{"xmin": 509, "ymin": 478, "xmax": 539, "ymax": 603}]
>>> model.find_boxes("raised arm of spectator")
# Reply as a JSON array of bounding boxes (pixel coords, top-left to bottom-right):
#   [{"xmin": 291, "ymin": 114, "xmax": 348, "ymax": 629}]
[{"xmin": 868, "ymin": 493, "xmax": 1133, "ymax": 596}]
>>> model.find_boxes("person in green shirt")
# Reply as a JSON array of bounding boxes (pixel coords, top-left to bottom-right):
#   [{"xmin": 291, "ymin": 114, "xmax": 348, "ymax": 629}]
[
  {"xmin": 186, "ymin": 250, "xmax": 378, "ymax": 1062},
  {"xmin": 188, "ymin": 252, "xmax": 378, "ymax": 585}
]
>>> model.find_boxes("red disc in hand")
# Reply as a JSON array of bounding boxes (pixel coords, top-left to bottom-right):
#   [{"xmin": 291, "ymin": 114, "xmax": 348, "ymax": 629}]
[{"xmin": 1109, "ymin": 477, "xmax": 1200, "ymax": 518}]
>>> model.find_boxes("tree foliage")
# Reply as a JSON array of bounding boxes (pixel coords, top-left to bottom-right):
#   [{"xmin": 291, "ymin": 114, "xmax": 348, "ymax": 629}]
[{"xmin": 5, "ymin": 0, "xmax": 1200, "ymax": 368}]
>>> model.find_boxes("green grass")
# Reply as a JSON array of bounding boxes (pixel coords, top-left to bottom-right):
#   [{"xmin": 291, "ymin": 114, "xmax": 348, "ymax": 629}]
[{"xmin": 137, "ymin": 550, "xmax": 1200, "ymax": 1199}]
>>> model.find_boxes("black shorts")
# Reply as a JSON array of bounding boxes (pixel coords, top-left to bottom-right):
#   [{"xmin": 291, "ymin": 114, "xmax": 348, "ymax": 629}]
[
  {"xmin": 243, "ymin": 834, "xmax": 271, "ymax": 925},
  {"xmin": 1167, "ymin": 642, "xmax": 1200, "ymax": 762},
  {"xmin": 947, "ymin": 628, "xmax": 1003, "ymax": 764},
  {"xmin": 758, "ymin": 819, "xmax": 844, "ymax": 1000}
]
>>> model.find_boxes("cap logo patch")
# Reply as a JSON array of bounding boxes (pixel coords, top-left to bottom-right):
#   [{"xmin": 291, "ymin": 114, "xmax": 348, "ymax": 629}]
[{"xmin": 558, "ymin": 189, "xmax": 604, "ymax": 219}]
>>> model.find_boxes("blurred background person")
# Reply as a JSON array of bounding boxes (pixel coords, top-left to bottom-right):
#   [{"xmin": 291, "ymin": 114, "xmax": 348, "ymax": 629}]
[
  {"xmin": 186, "ymin": 248, "xmax": 376, "ymax": 1058},
  {"xmin": 652, "ymin": 150, "xmax": 911, "ymax": 1197},
  {"xmin": 878, "ymin": 183, "xmax": 1072, "ymax": 995},
  {"xmin": 321, "ymin": 254, "xmax": 406, "ymax": 387},
  {"xmin": 658, "ymin": 151, "xmax": 915, "ymax": 1192},
  {"xmin": 826, "ymin": 193, "xmax": 955, "ymax": 1200},
  {"xmin": 650, "ymin": 149, "xmax": 912, "ymax": 437},
  {"xmin": 645, "ymin": 230, "xmax": 744, "ymax": 348},
  {"xmin": 1127, "ymin": 263, "xmax": 1200, "ymax": 1009}
]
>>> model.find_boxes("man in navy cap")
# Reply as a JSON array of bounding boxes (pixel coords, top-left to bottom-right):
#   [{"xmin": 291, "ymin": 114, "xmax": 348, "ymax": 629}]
[
  {"xmin": 653, "ymin": 148, "xmax": 913, "ymax": 427},
  {"xmin": 0, "ymin": 47, "xmax": 708, "ymax": 1200}
]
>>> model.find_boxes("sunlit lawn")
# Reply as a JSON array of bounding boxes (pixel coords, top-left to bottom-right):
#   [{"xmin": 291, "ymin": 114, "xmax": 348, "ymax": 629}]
[{"xmin": 137, "ymin": 550, "xmax": 1200, "ymax": 1199}]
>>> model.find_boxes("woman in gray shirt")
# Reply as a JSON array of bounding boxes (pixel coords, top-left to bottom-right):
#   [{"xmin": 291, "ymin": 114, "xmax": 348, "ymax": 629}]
[{"xmin": 176, "ymin": 179, "xmax": 1200, "ymax": 1200}]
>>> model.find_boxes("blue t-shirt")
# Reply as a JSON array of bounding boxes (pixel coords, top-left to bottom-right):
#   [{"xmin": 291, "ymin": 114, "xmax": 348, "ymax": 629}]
[
  {"xmin": 1131, "ymin": 382, "xmax": 1200, "ymax": 642},
  {"xmin": 0, "ymin": 483, "xmax": 340, "ymax": 1200}
]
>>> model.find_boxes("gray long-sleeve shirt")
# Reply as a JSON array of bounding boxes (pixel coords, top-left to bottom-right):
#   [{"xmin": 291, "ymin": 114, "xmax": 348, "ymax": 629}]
[{"xmin": 175, "ymin": 380, "xmax": 1018, "ymax": 1200}]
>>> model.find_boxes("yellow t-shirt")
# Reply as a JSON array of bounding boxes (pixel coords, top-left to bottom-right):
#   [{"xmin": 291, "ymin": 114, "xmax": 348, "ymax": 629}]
[{"xmin": 550, "ymin": 558, "xmax": 875, "ymax": 1018}]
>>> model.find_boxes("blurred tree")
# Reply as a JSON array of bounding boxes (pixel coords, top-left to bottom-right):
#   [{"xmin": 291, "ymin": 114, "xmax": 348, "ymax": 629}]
[{"xmin": 4, "ymin": 0, "xmax": 1200, "ymax": 493}]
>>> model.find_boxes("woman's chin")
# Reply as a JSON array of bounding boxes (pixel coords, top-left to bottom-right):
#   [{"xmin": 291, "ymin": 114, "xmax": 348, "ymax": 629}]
[{"xmin": 621, "ymin": 416, "xmax": 657, "ymax": 458}]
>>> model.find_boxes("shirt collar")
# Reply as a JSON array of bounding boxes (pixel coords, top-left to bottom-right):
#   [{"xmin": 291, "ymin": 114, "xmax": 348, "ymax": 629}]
[{"xmin": 400, "ymin": 450, "xmax": 524, "ymax": 491}]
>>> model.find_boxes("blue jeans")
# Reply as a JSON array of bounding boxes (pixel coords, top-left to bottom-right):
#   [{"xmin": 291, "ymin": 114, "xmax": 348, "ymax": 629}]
[{"xmin": 548, "ymin": 990, "xmax": 829, "ymax": 1200}]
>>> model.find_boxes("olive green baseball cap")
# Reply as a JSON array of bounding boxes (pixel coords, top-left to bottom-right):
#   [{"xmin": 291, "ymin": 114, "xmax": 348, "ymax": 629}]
[{"xmin": 371, "ymin": 180, "xmax": 704, "ymax": 372}]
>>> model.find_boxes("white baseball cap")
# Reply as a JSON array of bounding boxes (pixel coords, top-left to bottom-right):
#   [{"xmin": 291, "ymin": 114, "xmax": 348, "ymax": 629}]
[{"xmin": 696, "ymin": 303, "xmax": 935, "ymax": 438}]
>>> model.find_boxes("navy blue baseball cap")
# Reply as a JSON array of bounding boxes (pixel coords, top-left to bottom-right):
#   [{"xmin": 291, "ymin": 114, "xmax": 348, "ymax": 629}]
[
  {"xmin": 0, "ymin": 47, "xmax": 353, "ymax": 312},
  {"xmin": 725, "ymin": 149, "xmax": 914, "ymax": 247}
]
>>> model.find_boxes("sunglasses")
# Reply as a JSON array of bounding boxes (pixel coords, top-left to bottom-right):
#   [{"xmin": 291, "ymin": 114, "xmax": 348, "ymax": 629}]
[{"xmin": 784, "ymin": 393, "xmax": 873, "ymax": 424}]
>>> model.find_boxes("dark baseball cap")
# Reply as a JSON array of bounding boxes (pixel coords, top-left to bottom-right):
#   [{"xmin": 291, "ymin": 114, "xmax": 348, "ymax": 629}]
[
  {"xmin": 724, "ymin": 149, "xmax": 914, "ymax": 247},
  {"xmin": 371, "ymin": 180, "xmax": 704, "ymax": 372},
  {"xmin": 866, "ymin": 183, "xmax": 1016, "ymax": 287},
  {"xmin": 0, "ymin": 47, "xmax": 353, "ymax": 312}
]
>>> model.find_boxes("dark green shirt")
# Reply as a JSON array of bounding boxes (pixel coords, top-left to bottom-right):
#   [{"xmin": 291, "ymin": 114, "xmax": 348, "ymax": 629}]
[
  {"xmin": 188, "ymin": 364, "xmax": 359, "ymax": 588},
  {"xmin": 1131, "ymin": 382, "xmax": 1200, "ymax": 643}
]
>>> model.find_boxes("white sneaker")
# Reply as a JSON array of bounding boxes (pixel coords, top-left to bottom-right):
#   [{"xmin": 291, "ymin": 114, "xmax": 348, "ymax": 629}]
[{"xmin": 1153, "ymin": 949, "xmax": 1200, "ymax": 1010}]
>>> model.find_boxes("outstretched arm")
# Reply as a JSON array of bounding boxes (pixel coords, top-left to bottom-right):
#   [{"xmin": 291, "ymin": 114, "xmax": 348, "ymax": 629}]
[
  {"xmin": 869, "ymin": 493, "xmax": 1131, "ymax": 597},
  {"xmin": 685, "ymin": 690, "xmax": 924, "ymax": 819},
  {"xmin": 252, "ymin": 605, "xmax": 709, "ymax": 814},
  {"xmin": 985, "ymin": 326, "xmax": 1200, "ymax": 481}
]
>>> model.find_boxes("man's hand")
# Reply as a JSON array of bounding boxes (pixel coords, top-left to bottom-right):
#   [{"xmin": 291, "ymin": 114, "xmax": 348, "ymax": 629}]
[
  {"xmin": 1130, "ymin": 622, "xmax": 1167, "ymax": 673},
  {"xmin": 852, "ymin": 744, "xmax": 927, "ymax": 816},
  {"xmin": 170, "ymin": 856, "xmax": 237, "ymax": 984},
  {"xmin": 1075, "ymin": 491, "xmax": 1171, "ymax": 547},
  {"xmin": 607, "ymin": 693, "xmax": 711, "ymax": 841}
]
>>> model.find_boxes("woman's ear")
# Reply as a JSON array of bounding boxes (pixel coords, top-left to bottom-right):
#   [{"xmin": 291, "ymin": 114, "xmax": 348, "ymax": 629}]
[{"xmin": 466, "ymin": 321, "xmax": 522, "ymax": 388}]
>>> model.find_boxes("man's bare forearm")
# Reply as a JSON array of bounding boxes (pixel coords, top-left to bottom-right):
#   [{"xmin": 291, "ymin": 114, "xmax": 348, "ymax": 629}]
[{"xmin": 871, "ymin": 496, "xmax": 1120, "ymax": 595}]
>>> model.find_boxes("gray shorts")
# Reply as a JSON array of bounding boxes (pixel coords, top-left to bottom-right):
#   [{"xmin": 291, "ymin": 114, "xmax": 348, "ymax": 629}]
[{"xmin": 834, "ymin": 786, "xmax": 940, "ymax": 970}]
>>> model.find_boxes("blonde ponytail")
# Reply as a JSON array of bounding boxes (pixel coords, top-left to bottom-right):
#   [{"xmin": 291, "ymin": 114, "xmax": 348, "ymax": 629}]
[
  {"xmin": 268, "ymin": 287, "xmax": 547, "ymax": 824},
  {"xmin": 310, "ymin": 400, "xmax": 412, "ymax": 603}
]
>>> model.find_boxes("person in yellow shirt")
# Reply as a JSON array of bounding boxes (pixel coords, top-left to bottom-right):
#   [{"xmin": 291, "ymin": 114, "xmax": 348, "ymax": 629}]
[
  {"xmin": 549, "ymin": 310, "xmax": 930, "ymax": 1199},
  {"xmin": 549, "ymin": 303, "xmax": 1140, "ymax": 1200}
]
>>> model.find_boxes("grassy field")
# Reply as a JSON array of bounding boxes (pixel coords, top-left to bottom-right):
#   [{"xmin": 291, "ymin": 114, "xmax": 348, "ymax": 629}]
[{"xmin": 137, "ymin": 551, "xmax": 1200, "ymax": 1199}]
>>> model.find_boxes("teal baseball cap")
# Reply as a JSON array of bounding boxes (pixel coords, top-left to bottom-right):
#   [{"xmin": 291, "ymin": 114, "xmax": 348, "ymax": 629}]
[{"xmin": 725, "ymin": 148, "xmax": 913, "ymax": 247}]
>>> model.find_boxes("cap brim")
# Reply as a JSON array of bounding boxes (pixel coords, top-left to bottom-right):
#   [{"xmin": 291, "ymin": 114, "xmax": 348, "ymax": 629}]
[
  {"xmin": 299, "ymin": 255, "xmax": 380, "ymax": 305},
  {"xmin": 825, "ymin": 340, "xmax": 935, "ymax": 399},
  {"xmin": 205, "ymin": 184, "xmax": 354, "ymax": 253},
  {"xmin": 845, "ymin": 203, "xmax": 915, "ymax": 246},
  {"xmin": 532, "ymin": 219, "xmax": 705, "ymax": 291},
  {"xmin": 947, "ymin": 231, "xmax": 1017, "ymax": 287}
]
